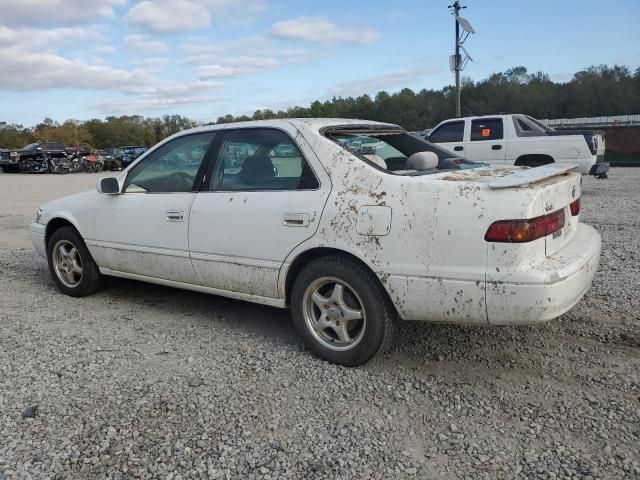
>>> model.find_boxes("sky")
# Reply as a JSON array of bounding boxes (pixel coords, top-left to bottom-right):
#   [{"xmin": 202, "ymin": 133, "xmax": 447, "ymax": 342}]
[{"xmin": 0, "ymin": 0, "xmax": 638, "ymax": 126}]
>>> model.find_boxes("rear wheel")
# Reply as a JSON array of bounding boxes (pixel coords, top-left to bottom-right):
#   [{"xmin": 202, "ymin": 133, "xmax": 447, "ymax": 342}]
[
  {"xmin": 291, "ymin": 256, "xmax": 396, "ymax": 366},
  {"xmin": 47, "ymin": 226, "xmax": 103, "ymax": 297}
]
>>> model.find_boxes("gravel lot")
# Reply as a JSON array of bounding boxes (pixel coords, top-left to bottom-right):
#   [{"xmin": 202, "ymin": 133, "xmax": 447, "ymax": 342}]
[{"xmin": 0, "ymin": 169, "xmax": 638, "ymax": 480}]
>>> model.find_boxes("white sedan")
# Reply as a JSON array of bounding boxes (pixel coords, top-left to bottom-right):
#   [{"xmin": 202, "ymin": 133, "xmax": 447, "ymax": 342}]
[{"xmin": 30, "ymin": 119, "xmax": 601, "ymax": 366}]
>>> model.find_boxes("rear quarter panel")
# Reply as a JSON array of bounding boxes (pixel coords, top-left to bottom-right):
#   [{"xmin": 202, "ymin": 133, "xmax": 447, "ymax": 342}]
[{"xmin": 287, "ymin": 125, "xmax": 553, "ymax": 323}]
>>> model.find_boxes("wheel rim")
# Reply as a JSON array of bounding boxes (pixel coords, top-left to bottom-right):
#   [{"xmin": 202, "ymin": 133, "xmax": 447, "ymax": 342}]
[
  {"xmin": 52, "ymin": 239, "xmax": 83, "ymax": 288},
  {"xmin": 302, "ymin": 277, "xmax": 367, "ymax": 351}
]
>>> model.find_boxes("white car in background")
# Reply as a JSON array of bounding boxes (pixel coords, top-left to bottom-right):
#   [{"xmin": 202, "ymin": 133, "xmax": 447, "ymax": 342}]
[
  {"xmin": 30, "ymin": 119, "xmax": 601, "ymax": 366},
  {"xmin": 428, "ymin": 114, "xmax": 610, "ymax": 178}
]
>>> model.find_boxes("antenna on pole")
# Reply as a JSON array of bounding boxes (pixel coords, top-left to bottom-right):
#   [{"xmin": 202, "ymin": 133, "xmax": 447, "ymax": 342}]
[{"xmin": 448, "ymin": 1, "xmax": 476, "ymax": 117}]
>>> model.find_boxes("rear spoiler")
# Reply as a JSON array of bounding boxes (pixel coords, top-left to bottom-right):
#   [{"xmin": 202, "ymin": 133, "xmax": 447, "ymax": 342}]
[{"xmin": 489, "ymin": 165, "xmax": 578, "ymax": 189}]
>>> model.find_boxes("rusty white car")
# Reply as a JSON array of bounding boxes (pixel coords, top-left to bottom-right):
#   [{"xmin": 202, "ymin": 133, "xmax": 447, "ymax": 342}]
[{"xmin": 30, "ymin": 119, "xmax": 601, "ymax": 366}]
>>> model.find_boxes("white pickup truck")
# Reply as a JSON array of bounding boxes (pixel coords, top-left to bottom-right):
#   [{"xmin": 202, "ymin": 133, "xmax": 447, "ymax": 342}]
[{"xmin": 428, "ymin": 114, "xmax": 609, "ymax": 177}]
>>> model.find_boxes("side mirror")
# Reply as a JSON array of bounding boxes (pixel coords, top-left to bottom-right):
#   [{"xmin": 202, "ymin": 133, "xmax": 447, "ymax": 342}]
[{"xmin": 97, "ymin": 177, "xmax": 120, "ymax": 195}]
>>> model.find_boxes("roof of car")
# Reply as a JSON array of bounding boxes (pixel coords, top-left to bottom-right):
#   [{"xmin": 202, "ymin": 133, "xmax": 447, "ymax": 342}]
[{"xmin": 179, "ymin": 118, "xmax": 400, "ymax": 136}]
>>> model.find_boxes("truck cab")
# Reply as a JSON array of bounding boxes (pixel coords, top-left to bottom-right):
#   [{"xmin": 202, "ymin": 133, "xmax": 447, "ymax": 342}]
[{"xmin": 428, "ymin": 114, "xmax": 609, "ymax": 177}]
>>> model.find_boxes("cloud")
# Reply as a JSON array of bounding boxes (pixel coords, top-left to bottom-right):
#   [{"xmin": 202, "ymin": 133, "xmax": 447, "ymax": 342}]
[
  {"xmin": 271, "ymin": 16, "xmax": 379, "ymax": 45},
  {"xmin": 0, "ymin": 25, "xmax": 104, "ymax": 50},
  {"xmin": 96, "ymin": 80, "xmax": 224, "ymax": 113},
  {"xmin": 197, "ymin": 57, "xmax": 279, "ymax": 78},
  {"xmin": 126, "ymin": 0, "xmax": 211, "ymax": 33},
  {"xmin": 125, "ymin": 0, "xmax": 266, "ymax": 33},
  {"xmin": 182, "ymin": 36, "xmax": 265, "ymax": 65},
  {"xmin": 0, "ymin": 48, "xmax": 151, "ymax": 91},
  {"xmin": 124, "ymin": 34, "xmax": 169, "ymax": 56},
  {"xmin": 0, "ymin": 0, "xmax": 125, "ymax": 26},
  {"xmin": 95, "ymin": 45, "xmax": 117, "ymax": 54},
  {"xmin": 329, "ymin": 66, "xmax": 441, "ymax": 97}
]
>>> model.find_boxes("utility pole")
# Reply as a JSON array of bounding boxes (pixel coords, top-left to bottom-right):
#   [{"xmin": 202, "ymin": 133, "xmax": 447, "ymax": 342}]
[
  {"xmin": 448, "ymin": 1, "xmax": 475, "ymax": 117},
  {"xmin": 453, "ymin": 1, "xmax": 462, "ymax": 117}
]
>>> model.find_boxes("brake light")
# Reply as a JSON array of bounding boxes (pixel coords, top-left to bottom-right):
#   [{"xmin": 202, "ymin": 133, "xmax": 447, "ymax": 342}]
[
  {"xmin": 584, "ymin": 134, "xmax": 597, "ymax": 155},
  {"xmin": 570, "ymin": 198, "xmax": 580, "ymax": 216},
  {"xmin": 485, "ymin": 209, "xmax": 565, "ymax": 243}
]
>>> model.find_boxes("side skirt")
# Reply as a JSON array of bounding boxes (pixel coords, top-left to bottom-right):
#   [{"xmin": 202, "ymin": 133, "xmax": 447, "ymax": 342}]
[{"xmin": 99, "ymin": 268, "xmax": 287, "ymax": 309}]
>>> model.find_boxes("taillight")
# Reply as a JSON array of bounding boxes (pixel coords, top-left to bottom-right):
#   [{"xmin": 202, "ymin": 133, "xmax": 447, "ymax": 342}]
[
  {"xmin": 485, "ymin": 209, "xmax": 565, "ymax": 243},
  {"xmin": 583, "ymin": 134, "xmax": 597, "ymax": 155},
  {"xmin": 570, "ymin": 198, "xmax": 580, "ymax": 216}
]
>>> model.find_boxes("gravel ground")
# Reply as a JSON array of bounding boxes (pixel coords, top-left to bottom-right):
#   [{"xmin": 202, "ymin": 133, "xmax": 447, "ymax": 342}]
[{"xmin": 0, "ymin": 170, "xmax": 638, "ymax": 480}]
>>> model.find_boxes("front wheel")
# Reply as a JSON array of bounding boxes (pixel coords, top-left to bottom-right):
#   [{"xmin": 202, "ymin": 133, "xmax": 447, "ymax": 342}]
[
  {"xmin": 291, "ymin": 256, "xmax": 396, "ymax": 366},
  {"xmin": 47, "ymin": 226, "xmax": 103, "ymax": 297}
]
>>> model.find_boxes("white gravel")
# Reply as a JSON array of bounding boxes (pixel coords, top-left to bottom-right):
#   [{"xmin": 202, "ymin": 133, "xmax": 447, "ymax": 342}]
[{"xmin": 0, "ymin": 170, "xmax": 638, "ymax": 479}]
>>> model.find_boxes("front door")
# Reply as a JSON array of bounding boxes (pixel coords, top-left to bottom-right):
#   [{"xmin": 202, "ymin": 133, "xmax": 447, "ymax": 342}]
[
  {"xmin": 91, "ymin": 131, "xmax": 216, "ymax": 283},
  {"xmin": 188, "ymin": 127, "xmax": 330, "ymax": 299},
  {"xmin": 428, "ymin": 120, "xmax": 466, "ymax": 157}
]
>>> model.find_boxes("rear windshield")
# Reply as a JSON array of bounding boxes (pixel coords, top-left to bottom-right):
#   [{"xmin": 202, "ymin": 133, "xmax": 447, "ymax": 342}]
[{"xmin": 327, "ymin": 128, "xmax": 478, "ymax": 174}]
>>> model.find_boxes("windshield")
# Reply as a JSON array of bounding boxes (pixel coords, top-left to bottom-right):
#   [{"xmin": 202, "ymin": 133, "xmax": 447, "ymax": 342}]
[
  {"xmin": 327, "ymin": 128, "xmax": 479, "ymax": 174},
  {"xmin": 122, "ymin": 147, "xmax": 146, "ymax": 155}
]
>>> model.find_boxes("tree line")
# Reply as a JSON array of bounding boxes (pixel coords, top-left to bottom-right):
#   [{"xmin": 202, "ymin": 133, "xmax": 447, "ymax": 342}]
[{"xmin": 1, "ymin": 64, "xmax": 638, "ymax": 150}]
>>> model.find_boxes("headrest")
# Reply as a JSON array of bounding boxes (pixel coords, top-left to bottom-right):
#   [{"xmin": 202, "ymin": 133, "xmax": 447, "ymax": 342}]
[
  {"xmin": 407, "ymin": 151, "xmax": 439, "ymax": 171},
  {"xmin": 240, "ymin": 154, "xmax": 275, "ymax": 184}
]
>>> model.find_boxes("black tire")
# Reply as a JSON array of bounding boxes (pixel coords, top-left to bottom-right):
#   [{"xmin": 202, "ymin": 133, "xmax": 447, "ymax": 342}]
[
  {"xmin": 291, "ymin": 255, "xmax": 396, "ymax": 366},
  {"xmin": 47, "ymin": 226, "xmax": 103, "ymax": 297}
]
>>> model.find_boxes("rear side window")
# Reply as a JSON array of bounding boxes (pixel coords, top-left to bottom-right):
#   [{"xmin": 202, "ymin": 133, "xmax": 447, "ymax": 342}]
[
  {"xmin": 471, "ymin": 118, "xmax": 503, "ymax": 141},
  {"xmin": 208, "ymin": 128, "xmax": 319, "ymax": 191},
  {"xmin": 429, "ymin": 121, "xmax": 464, "ymax": 143}
]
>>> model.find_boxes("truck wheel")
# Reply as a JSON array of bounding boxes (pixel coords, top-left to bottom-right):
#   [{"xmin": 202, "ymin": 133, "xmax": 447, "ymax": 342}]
[
  {"xmin": 47, "ymin": 226, "xmax": 103, "ymax": 297},
  {"xmin": 291, "ymin": 255, "xmax": 396, "ymax": 366},
  {"xmin": 515, "ymin": 155, "xmax": 554, "ymax": 168}
]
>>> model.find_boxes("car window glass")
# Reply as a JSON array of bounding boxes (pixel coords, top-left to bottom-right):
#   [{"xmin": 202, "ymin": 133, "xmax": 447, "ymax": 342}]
[
  {"xmin": 429, "ymin": 121, "xmax": 465, "ymax": 143},
  {"xmin": 470, "ymin": 118, "xmax": 504, "ymax": 141},
  {"xmin": 517, "ymin": 119, "xmax": 532, "ymax": 131},
  {"xmin": 208, "ymin": 129, "xmax": 318, "ymax": 191},
  {"xmin": 124, "ymin": 132, "xmax": 215, "ymax": 193},
  {"xmin": 332, "ymin": 133, "xmax": 406, "ymax": 170}
]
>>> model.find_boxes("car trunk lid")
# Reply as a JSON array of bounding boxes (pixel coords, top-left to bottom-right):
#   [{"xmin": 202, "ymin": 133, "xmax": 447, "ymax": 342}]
[{"xmin": 436, "ymin": 165, "xmax": 581, "ymax": 257}]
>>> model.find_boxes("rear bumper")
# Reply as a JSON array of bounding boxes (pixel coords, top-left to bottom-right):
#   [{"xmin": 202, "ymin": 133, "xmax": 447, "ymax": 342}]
[
  {"xmin": 30, "ymin": 222, "xmax": 46, "ymax": 257},
  {"xmin": 589, "ymin": 161, "xmax": 609, "ymax": 176},
  {"xmin": 486, "ymin": 223, "xmax": 601, "ymax": 324}
]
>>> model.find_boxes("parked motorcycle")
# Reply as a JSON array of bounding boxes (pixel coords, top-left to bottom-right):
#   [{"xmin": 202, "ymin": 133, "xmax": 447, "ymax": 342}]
[{"xmin": 48, "ymin": 153, "xmax": 104, "ymax": 174}]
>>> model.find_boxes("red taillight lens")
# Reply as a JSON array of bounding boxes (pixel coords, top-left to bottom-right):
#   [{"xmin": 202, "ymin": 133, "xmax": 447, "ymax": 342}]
[
  {"xmin": 570, "ymin": 198, "xmax": 580, "ymax": 216},
  {"xmin": 485, "ymin": 209, "xmax": 566, "ymax": 243}
]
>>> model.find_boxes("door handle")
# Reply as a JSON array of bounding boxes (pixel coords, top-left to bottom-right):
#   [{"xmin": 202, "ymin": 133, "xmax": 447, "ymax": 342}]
[
  {"xmin": 453, "ymin": 146, "xmax": 464, "ymax": 151},
  {"xmin": 283, "ymin": 213, "xmax": 310, "ymax": 227},
  {"xmin": 492, "ymin": 145, "xmax": 503, "ymax": 150},
  {"xmin": 166, "ymin": 210, "xmax": 184, "ymax": 222}
]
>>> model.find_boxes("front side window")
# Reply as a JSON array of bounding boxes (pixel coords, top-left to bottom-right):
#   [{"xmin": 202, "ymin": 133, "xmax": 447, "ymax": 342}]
[
  {"xmin": 429, "ymin": 121, "xmax": 465, "ymax": 143},
  {"xmin": 208, "ymin": 129, "xmax": 318, "ymax": 191},
  {"xmin": 470, "ymin": 118, "xmax": 504, "ymax": 141},
  {"xmin": 124, "ymin": 132, "xmax": 215, "ymax": 193}
]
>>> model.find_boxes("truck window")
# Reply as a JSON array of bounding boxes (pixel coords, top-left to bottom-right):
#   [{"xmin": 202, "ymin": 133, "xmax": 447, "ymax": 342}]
[
  {"xmin": 470, "ymin": 118, "xmax": 503, "ymax": 141},
  {"xmin": 429, "ymin": 121, "xmax": 464, "ymax": 143}
]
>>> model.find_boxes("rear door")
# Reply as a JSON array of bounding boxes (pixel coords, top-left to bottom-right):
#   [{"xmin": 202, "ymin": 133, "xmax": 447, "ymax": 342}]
[
  {"xmin": 188, "ymin": 126, "xmax": 331, "ymax": 299},
  {"xmin": 428, "ymin": 120, "xmax": 466, "ymax": 156},
  {"xmin": 464, "ymin": 118, "xmax": 507, "ymax": 164}
]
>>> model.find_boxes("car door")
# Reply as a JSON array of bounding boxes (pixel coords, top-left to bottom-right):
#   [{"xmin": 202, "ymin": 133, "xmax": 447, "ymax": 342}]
[
  {"xmin": 428, "ymin": 120, "xmax": 466, "ymax": 156},
  {"xmin": 188, "ymin": 126, "xmax": 331, "ymax": 299},
  {"xmin": 91, "ymin": 131, "xmax": 216, "ymax": 283},
  {"xmin": 464, "ymin": 118, "xmax": 507, "ymax": 164}
]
